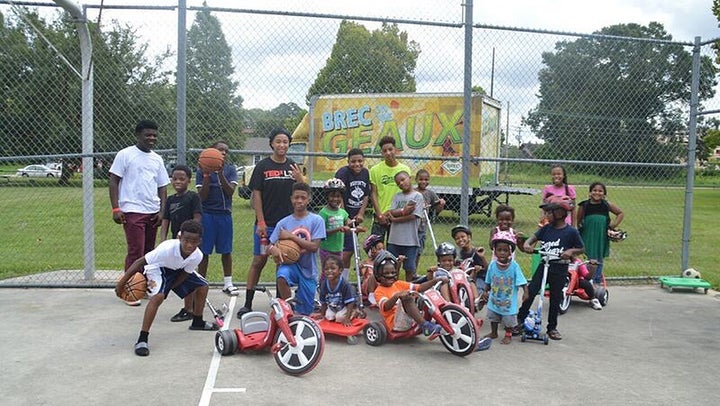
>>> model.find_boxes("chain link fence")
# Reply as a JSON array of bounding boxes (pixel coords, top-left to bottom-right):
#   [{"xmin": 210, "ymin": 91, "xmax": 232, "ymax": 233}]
[{"xmin": 1, "ymin": 1, "xmax": 718, "ymax": 287}]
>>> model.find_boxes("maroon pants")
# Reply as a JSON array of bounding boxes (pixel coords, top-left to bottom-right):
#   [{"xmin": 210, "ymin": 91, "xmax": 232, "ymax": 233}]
[{"xmin": 123, "ymin": 213, "xmax": 158, "ymax": 271}]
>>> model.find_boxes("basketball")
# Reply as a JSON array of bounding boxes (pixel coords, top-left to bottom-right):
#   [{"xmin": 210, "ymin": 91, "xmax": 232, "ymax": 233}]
[
  {"xmin": 275, "ymin": 239, "xmax": 302, "ymax": 264},
  {"xmin": 198, "ymin": 148, "xmax": 224, "ymax": 172},
  {"xmin": 121, "ymin": 273, "xmax": 147, "ymax": 303},
  {"xmin": 682, "ymin": 268, "xmax": 701, "ymax": 279}
]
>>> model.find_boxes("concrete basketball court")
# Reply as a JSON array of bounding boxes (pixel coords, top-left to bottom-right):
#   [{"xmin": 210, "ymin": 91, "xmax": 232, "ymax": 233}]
[{"xmin": 1, "ymin": 284, "xmax": 718, "ymax": 405}]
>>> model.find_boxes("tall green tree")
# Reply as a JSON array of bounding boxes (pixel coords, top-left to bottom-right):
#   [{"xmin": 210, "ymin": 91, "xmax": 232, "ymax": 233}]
[
  {"xmin": 0, "ymin": 8, "xmax": 174, "ymax": 159},
  {"xmin": 186, "ymin": 7, "xmax": 244, "ymax": 150},
  {"xmin": 307, "ymin": 21, "xmax": 420, "ymax": 102},
  {"xmin": 524, "ymin": 23, "xmax": 717, "ymax": 177},
  {"xmin": 244, "ymin": 102, "xmax": 306, "ymax": 139}
]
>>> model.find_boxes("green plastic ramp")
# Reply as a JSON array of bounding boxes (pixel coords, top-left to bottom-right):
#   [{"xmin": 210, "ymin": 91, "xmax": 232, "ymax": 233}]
[{"xmin": 658, "ymin": 277, "xmax": 711, "ymax": 294}]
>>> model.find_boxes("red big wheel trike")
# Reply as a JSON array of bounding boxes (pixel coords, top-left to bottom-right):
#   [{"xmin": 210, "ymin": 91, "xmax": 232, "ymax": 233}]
[
  {"xmin": 215, "ymin": 286, "xmax": 325, "ymax": 376},
  {"xmin": 559, "ymin": 259, "xmax": 608, "ymax": 314},
  {"xmin": 363, "ymin": 281, "xmax": 481, "ymax": 356}
]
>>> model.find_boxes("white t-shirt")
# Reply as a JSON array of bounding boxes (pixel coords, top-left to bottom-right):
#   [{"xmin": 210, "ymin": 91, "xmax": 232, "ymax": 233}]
[
  {"xmin": 110, "ymin": 145, "xmax": 170, "ymax": 213},
  {"xmin": 143, "ymin": 239, "xmax": 203, "ymax": 274}
]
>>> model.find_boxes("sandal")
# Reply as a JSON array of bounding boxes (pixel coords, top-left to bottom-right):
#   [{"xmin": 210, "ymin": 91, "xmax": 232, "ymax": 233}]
[
  {"xmin": 134, "ymin": 341, "xmax": 149, "ymax": 356},
  {"xmin": 170, "ymin": 308, "xmax": 193, "ymax": 322},
  {"xmin": 547, "ymin": 329, "xmax": 562, "ymax": 340},
  {"xmin": 189, "ymin": 321, "xmax": 220, "ymax": 331}
]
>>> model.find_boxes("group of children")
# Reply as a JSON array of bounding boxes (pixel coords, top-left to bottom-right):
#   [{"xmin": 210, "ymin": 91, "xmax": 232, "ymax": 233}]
[
  {"xmin": 309, "ymin": 162, "xmax": 624, "ymax": 347},
  {"xmin": 117, "ymin": 136, "xmax": 623, "ymax": 355}
]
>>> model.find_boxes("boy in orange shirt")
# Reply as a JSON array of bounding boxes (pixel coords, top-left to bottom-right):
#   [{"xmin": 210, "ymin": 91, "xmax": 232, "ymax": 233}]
[{"xmin": 372, "ymin": 250, "xmax": 447, "ymax": 339}]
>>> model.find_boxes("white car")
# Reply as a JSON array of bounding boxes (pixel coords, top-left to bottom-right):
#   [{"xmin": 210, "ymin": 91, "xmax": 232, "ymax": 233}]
[{"xmin": 16, "ymin": 164, "xmax": 61, "ymax": 178}]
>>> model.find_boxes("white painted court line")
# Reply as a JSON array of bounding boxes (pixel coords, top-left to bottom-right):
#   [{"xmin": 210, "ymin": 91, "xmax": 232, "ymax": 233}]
[
  {"xmin": 199, "ymin": 296, "xmax": 247, "ymax": 406},
  {"xmin": 210, "ymin": 388, "xmax": 248, "ymax": 393}
]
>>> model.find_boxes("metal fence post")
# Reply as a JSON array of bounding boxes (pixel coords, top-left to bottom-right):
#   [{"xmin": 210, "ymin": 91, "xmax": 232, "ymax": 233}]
[
  {"xmin": 53, "ymin": 0, "xmax": 95, "ymax": 280},
  {"xmin": 460, "ymin": 0, "xmax": 473, "ymax": 226},
  {"xmin": 177, "ymin": 0, "xmax": 187, "ymax": 165},
  {"xmin": 681, "ymin": 36, "xmax": 701, "ymax": 273}
]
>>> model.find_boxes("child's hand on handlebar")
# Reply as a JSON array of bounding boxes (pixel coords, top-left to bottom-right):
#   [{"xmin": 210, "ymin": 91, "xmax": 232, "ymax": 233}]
[{"xmin": 396, "ymin": 290, "xmax": 417, "ymax": 299}]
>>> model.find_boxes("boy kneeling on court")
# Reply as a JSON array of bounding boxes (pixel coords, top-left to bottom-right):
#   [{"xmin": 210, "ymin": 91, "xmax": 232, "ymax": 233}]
[
  {"xmin": 267, "ymin": 182, "xmax": 326, "ymax": 315},
  {"xmin": 115, "ymin": 219, "xmax": 219, "ymax": 357}
]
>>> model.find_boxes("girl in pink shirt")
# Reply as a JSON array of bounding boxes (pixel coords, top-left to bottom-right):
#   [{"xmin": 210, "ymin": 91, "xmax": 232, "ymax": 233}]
[{"xmin": 541, "ymin": 164, "xmax": 576, "ymax": 226}]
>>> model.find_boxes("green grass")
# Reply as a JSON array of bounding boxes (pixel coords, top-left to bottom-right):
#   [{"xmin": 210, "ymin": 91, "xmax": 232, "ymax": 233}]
[{"xmin": 1, "ymin": 183, "xmax": 718, "ymax": 289}]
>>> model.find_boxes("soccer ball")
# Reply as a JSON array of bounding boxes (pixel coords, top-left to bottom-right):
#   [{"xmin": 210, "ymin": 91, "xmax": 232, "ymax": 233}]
[{"xmin": 682, "ymin": 268, "xmax": 701, "ymax": 279}]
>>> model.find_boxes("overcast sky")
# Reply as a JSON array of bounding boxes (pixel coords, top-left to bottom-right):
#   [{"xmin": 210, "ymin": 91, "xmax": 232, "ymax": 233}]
[{"xmin": 4, "ymin": 0, "xmax": 719, "ymax": 142}]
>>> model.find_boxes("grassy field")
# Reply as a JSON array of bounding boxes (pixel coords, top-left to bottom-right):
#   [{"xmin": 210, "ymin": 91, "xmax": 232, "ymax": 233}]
[{"xmin": 1, "ymin": 182, "xmax": 718, "ymax": 288}]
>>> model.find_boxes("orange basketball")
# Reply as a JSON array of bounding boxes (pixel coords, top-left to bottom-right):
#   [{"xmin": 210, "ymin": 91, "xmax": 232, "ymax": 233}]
[
  {"xmin": 275, "ymin": 239, "xmax": 302, "ymax": 264},
  {"xmin": 198, "ymin": 148, "xmax": 224, "ymax": 172},
  {"xmin": 121, "ymin": 272, "xmax": 147, "ymax": 303}
]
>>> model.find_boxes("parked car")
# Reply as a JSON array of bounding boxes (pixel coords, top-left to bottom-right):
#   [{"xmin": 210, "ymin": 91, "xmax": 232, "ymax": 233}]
[
  {"xmin": 46, "ymin": 162, "xmax": 62, "ymax": 170},
  {"xmin": 16, "ymin": 164, "xmax": 61, "ymax": 178}
]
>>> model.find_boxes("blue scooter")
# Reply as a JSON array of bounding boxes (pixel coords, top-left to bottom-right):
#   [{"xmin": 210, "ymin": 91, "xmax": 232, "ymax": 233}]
[{"xmin": 521, "ymin": 250, "xmax": 564, "ymax": 345}]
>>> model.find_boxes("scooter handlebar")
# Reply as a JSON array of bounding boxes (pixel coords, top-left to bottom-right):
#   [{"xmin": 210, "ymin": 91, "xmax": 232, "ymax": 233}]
[{"xmin": 535, "ymin": 250, "xmax": 565, "ymax": 263}]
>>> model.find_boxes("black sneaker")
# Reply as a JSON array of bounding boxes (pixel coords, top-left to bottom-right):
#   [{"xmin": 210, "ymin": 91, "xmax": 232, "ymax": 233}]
[
  {"xmin": 236, "ymin": 306, "xmax": 252, "ymax": 319},
  {"xmin": 170, "ymin": 308, "xmax": 193, "ymax": 322}
]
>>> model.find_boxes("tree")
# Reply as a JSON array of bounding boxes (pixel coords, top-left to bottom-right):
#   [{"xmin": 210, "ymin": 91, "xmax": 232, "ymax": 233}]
[
  {"xmin": 524, "ymin": 23, "xmax": 717, "ymax": 177},
  {"xmin": 186, "ymin": 6, "xmax": 244, "ymax": 150},
  {"xmin": 0, "ymin": 8, "xmax": 175, "ymax": 159},
  {"xmin": 306, "ymin": 21, "xmax": 420, "ymax": 102},
  {"xmin": 243, "ymin": 102, "xmax": 307, "ymax": 138}
]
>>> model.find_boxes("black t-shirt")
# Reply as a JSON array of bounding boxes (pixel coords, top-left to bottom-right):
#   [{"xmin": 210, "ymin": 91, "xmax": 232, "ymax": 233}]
[
  {"xmin": 334, "ymin": 165, "xmax": 370, "ymax": 218},
  {"xmin": 163, "ymin": 191, "xmax": 202, "ymax": 237},
  {"xmin": 248, "ymin": 157, "xmax": 296, "ymax": 227},
  {"xmin": 534, "ymin": 223, "xmax": 584, "ymax": 273}
]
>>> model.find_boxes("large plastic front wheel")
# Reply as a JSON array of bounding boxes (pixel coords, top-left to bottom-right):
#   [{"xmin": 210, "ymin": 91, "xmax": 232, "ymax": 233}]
[
  {"xmin": 215, "ymin": 330, "xmax": 237, "ymax": 355},
  {"xmin": 438, "ymin": 304, "xmax": 477, "ymax": 357},
  {"xmin": 273, "ymin": 316, "xmax": 324, "ymax": 376}
]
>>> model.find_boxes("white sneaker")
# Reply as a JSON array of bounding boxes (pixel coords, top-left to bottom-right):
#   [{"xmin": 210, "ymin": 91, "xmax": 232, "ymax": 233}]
[
  {"xmin": 222, "ymin": 286, "xmax": 240, "ymax": 296},
  {"xmin": 591, "ymin": 298, "xmax": 602, "ymax": 310}
]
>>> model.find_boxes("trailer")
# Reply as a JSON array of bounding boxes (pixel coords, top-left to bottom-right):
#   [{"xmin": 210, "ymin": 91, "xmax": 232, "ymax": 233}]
[{"xmin": 238, "ymin": 92, "xmax": 538, "ymax": 214}]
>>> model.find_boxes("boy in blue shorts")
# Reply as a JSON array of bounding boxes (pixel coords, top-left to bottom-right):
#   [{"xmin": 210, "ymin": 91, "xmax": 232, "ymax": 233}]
[
  {"xmin": 267, "ymin": 182, "xmax": 326, "ymax": 315},
  {"xmin": 196, "ymin": 141, "xmax": 239, "ymax": 296},
  {"xmin": 115, "ymin": 220, "xmax": 218, "ymax": 357}
]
